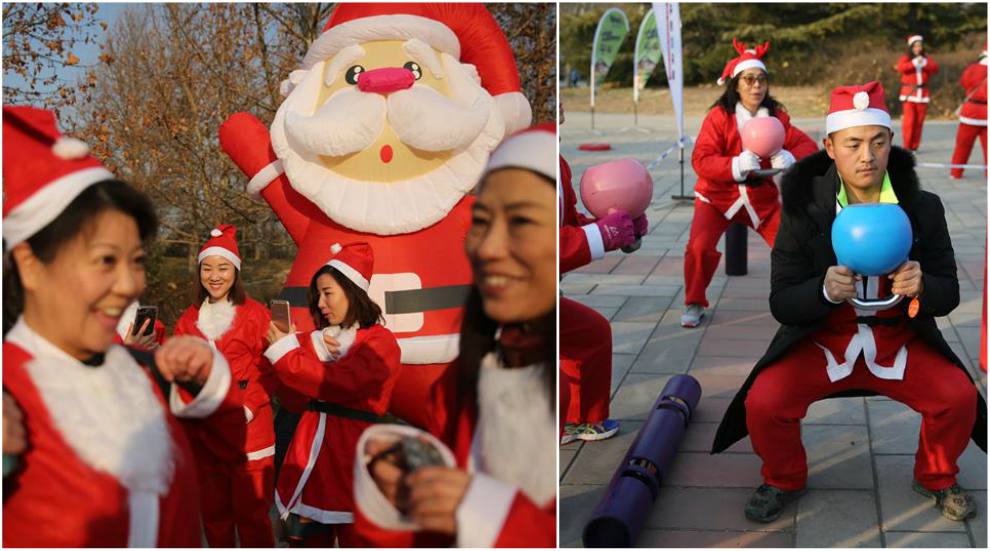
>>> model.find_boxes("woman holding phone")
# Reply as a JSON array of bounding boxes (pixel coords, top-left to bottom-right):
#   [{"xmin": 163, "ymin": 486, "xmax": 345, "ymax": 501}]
[
  {"xmin": 263, "ymin": 241, "xmax": 402, "ymax": 547},
  {"xmin": 173, "ymin": 224, "xmax": 275, "ymax": 547},
  {"xmin": 2, "ymin": 105, "xmax": 239, "ymax": 546},
  {"xmin": 353, "ymin": 125, "xmax": 558, "ymax": 547}
]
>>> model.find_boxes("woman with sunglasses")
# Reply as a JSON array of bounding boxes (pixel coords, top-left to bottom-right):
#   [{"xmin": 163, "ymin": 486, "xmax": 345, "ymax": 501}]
[{"xmin": 681, "ymin": 39, "xmax": 817, "ymax": 328}]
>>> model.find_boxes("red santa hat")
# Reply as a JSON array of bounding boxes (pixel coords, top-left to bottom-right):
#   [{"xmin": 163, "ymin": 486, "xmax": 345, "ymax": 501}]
[
  {"xmin": 907, "ymin": 34, "xmax": 924, "ymax": 47},
  {"xmin": 198, "ymin": 224, "xmax": 241, "ymax": 270},
  {"xmin": 825, "ymin": 81, "xmax": 892, "ymax": 135},
  {"xmin": 485, "ymin": 123, "xmax": 556, "ymax": 182},
  {"xmin": 717, "ymin": 39, "xmax": 770, "ymax": 86},
  {"xmin": 325, "ymin": 242, "xmax": 375, "ymax": 292},
  {"xmin": 301, "ymin": 3, "xmax": 532, "ymax": 133},
  {"xmin": 2, "ymin": 106, "xmax": 115, "ymax": 251}
]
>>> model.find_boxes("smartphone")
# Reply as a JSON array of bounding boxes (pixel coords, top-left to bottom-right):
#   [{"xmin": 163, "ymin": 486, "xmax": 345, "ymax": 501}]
[
  {"xmin": 271, "ymin": 300, "xmax": 291, "ymax": 333},
  {"xmin": 132, "ymin": 306, "xmax": 158, "ymax": 337}
]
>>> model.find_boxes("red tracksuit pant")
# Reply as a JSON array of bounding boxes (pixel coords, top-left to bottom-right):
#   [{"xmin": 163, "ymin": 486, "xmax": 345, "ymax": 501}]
[
  {"xmin": 745, "ymin": 337, "xmax": 977, "ymax": 491},
  {"xmin": 560, "ymin": 297, "xmax": 611, "ymax": 425},
  {"xmin": 684, "ymin": 198, "xmax": 779, "ymax": 308},
  {"xmin": 950, "ymin": 123, "xmax": 988, "ymax": 178},
  {"xmin": 901, "ymin": 102, "xmax": 929, "ymax": 151},
  {"xmin": 201, "ymin": 455, "xmax": 276, "ymax": 547}
]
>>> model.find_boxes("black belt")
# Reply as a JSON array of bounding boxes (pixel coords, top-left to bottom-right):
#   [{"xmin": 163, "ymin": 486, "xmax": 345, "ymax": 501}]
[
  {"xmin": 279, "ymin": 284, "xmax": 471, "ymax": 314},
  {"xmin": 967, "ymin": 99, "xmax": 987, "ymax": 105},
  {"xmin": 854, "ymin": 316, "xmax": 904, "ymax": 327},
  {"xmin": 307, "ymin": 401, "xmax": 401, "ymax": 424}
]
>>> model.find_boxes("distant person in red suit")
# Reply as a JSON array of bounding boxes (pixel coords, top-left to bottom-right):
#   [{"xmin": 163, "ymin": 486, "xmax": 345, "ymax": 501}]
[
  {"xmin": 682, "ymin": 39, "xmax": 817, "ymax": 328},
  {"xmin": 896, "ymin": 35, "xmax": 939, "ymax": 152},
  {"xmin": 172, "ymin": 225, "xmax": 276, "ymax": 547},
  {"xmin": 950, "ymin": 45, "xmax": 988, "ymax": 179}
]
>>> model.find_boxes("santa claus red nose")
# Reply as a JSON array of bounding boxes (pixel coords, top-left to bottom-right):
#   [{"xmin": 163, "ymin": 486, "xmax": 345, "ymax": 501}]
[{"xmin": 358, "ymin": 67, "xmax": 416, "ymax": 94}]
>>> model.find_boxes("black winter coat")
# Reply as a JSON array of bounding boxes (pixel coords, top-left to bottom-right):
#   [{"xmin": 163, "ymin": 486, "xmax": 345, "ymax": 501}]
[{"xmin": 711, "ymin": 146, "xmax": 987, "ymax": 454}]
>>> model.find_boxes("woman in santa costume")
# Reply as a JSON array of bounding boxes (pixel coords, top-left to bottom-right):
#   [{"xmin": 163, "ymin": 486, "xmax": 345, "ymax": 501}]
[
  {"xmin": 682, "ymin": 39, "xmax": 817, "ymax": 327},
  {"xmin": 2, "ymin": 105, "xmax": 242, "ymax": 546},
  {"xmin": 172, "ymin": 224, "xmax": 276, "ymax": 547},
  {"xmin": 353, "ymin": 125, "xmax": 557, "ymax": 547},
  {"xmin": 896, "ymin": 35, "xmax": 939, "ymax": 152},
  {"xmin": 950, "ymin": 45, "xmax": 987, "ymax": 179},
  {"xmin": 262, "ymin": 241, "xmax": 402, "ymax": 547}
]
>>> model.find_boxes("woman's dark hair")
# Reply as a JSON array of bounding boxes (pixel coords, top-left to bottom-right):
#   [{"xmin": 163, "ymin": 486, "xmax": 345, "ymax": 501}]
[
  {"xmin": 194, "ymin": 265, "xmax": 246, "ymax": 306},
  {"xmin": 307, "ymin": 265, "xmax": 383, "ymax": 330},
  {"xmin": 907, "ymin": 41, "xmax": 926, "ymax": 57},
  {"xmin": 710, "ymin": 72, "xmax": 785, "ymax": 117},
  {"xmin": 3, "ymin": 179, "xmax": 159, "ymax": 336},
  {"xmin": 456, "ymin": 287, "xmax": 556, "ymax": 410}
]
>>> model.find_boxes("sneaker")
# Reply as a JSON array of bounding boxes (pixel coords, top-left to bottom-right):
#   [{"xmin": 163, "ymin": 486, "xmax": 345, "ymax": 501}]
[
  {"xmin": 680, "ymin": 304, "xmax": 705, "ymax": 328},
  {"xmin": 745, "ymin": 484, "xmax": 806, "ymax": 523},
  {"xmin": 560, "ymin": 419, "xmax": 620, "ymax": 445},
  {"xmin": 912, "ymin": 480, "xmax": 977, "ymax": 521}
]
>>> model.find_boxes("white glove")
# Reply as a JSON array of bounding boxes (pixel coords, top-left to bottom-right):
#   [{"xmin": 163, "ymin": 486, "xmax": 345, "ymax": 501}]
[
  {"xmin": 770, "ymin": 149, "xmax": 796, "ymax": 170},
  {"xmin": 732, "ymin": 150, "xmax": 761, "ymax": 182},
  {"xmin": 912, "ymin": 56, "xmax": 926, "ymax": 68}
]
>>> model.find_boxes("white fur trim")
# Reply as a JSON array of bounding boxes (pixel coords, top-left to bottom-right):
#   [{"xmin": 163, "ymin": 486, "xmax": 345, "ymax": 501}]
[
  {"xmin": 353, "ymin": 424, "xmax": 457, "ymax": 531},
  {"xmin": 907, "ymin": 35, "xmax": 923, "ymax": 46},
  {"xmin": 455, "ymin": 473, "xmax": 516, "ymax": 548},
  {"xmin": 271, "ymin": 55, "xmax": 504, "ymax": 235},
  {"xmin": 853, "ymin": 91, "xmax": 870, "ymax": 111},
  {"xmin": 959, "ymin": 115, "xmax": 988, "ymax": 126},
  {"xmin": 6, "ymin": 319, "xmax": 175, "ymax": 496},
  {"xmin": 198, "ymin": 246, "xmax": 242, "ymax": 271},
  {"xmin": 734, "ymin": 103, "xmax": 769, "ymax": 131},
  {"xmin": 731, "ymin": 156, "xmax": 746, "ymax": 182},
  {"xmin": 311, "ymin": 325, "xmax": 357, "ymax": 362},
  {"xmin": 291, "ymin": 501, "xmax": 354, "ymax": 525},
  {"xmin": 246, "ymin": 159, "xmax": 285, "ymax": 197},
  {"xmin": 246, "ymin": 444, "xmax": 275, "ymax": 461},
  {"xmin": 493, "ymin": 92, "xmax": 534, "ymax": 136},
  {"xmin": 723, "ymin": 184, "xmax": 761, "ymax": 227},
  {"xmin": 396, "ymin": 333, "xmax": 459, "ymax": 364},
  {"xmin": 128, "ymin": 491, "xmax": 160, "ymax": 547},
  {"xmin": 196, "ymin": 298, "xmax": 237, "ymax": 341},
  {"xmin": 825, "ymin": 107, "xmax": 892, "ymax": 134},
  {"xmin": 302, "ymin": 15, "xmax": 460, "ymax": 70},
  {"xmin": 278, "ymin": 412, "xmax": 327, "ymax": 518},
  {"xmin": 403, "ymin": 39, "xmax": 444, "ymax": 79},
  {"xmin": 732, "ymin": 59, "xmax": 766, "ymax": 78},
  {"xmin": 327, "ymin": 258, "xmax": 371, "ymax": 291},
  {"xmin": 264, "ymin": 332, "xmax": 301, "ymax": 364},
  {"xmin": 170, "ymin": 346, "xmax": 232, "ymax": 418},
  {"xmin": 901, "ymin": 96, "xmax": 930, "ymax": 104},
  {"xmin": 323, "ymin": 44, "xmax": 366, "ymax": 87},
  {"xmin": 581, "ymin": 223, "xmax": 606, "ymax": 261},
  {"xmin": 52, "ymin": 137, "xmax": 90, "ymax": 160},
  {"xmin": 244, "ymin": 405, "xmax": 255, "ymax": 423},
  {"xmin": 485, "ymin": 128, "xmax": 555, "ymax": 181},
  {"xmin": 3, "ymin": 166, "xmax": 114, "ymax": 251}
]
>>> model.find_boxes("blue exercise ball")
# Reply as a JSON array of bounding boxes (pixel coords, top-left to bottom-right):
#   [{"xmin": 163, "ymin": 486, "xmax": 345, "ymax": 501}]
[{"xmin": 832, "ymin": 204, "xmax": 913, "ymax": 276}]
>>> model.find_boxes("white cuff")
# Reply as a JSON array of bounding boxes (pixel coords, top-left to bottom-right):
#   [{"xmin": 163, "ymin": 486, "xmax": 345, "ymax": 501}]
[
  {"xmin": 353, "ymin": 424, "xmax": 457, "ymax": 532},
  {"xmin": 264, "ymin": 332, "xmax": 300, "ymax": 364},
  {"xmin": 731, "ymin": 156, "xmax": 747, "ymax": 182},
  {"xmin": 455, "ymin": 473, "xmax": 516, "ymax": 548},
  {"xmin": 823, "ymin": 282, "xmax": 844, "ymax": 304},
  {"xmin": 581, "ymin": 223, "xmax": 606, "ymax": 261},
  {"xmin": 244, "ymin": 405, "xmax": 254, "ymax": 423},
  {"xmin": 170, "ymin": 346, "xmax": 231, "ymax": 418},
  {"xmin": 246, "ymin": 159, "xmax": 284, "ymax": 197}
]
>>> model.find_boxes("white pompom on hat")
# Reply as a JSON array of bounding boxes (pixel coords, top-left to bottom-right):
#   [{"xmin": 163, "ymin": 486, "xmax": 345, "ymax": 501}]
[{"xmin": 825, "ymin": 81, "xmax": 892, "ymax": 135}]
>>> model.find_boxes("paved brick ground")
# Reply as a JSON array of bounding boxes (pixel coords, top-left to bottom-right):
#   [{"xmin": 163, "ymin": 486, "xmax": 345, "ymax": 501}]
[{"xmin": 560, "ymin": 112, "xmax": 987, "ymax": 548}]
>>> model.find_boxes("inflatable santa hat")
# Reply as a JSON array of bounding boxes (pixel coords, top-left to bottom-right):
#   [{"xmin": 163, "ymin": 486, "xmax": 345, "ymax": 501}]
[
  {"xmin": 825, "ymin": 81, "xmax": 892, "ymax": 135},
  {"xmin": 2, "ymin": 106, "xmax": 114, "ymax": 251},
  {"xmin": 198, "ymin": 224, "xmax": 242, "ymax": 270},
  {"xmin": 717, "ymin": 38, "xmax": 770, "ymax": 86},
  {"xmin": 485, "ymin": 122, "xmax": 557, "ymax": 181},
  {"xmin": 300, "ymin": 2, "xmax": 532, "ymax": 134},
  {"xmin": 325, "ymin": 242, "xmax": 375, "ymax": 292}
]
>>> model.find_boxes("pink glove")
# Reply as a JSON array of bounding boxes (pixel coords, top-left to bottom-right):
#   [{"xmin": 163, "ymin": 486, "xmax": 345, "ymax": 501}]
[
  {"xmin": 633, "ymin": 214, "xmax": 649, "ymax": 238},
  {"xmin": 596, "ymin": 210, "xmax": 636, "ymax": 252}
]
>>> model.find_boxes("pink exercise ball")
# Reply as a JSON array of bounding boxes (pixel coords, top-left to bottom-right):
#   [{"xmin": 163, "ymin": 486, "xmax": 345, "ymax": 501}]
[
  {"xmin": 740, "ymin": 117, "xmax": 785, "ymax": 159},
  {"xmin": 579, "ymin": 158, "xmax": 653, "ymax": 219}
]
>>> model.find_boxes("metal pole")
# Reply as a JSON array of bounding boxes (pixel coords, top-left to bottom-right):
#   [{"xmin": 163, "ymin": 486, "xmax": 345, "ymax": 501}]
[
  {"xmin": 671, "ymin": 140, "xmax": 692, "ymax": 201},
  {"xmin": 634, "ymin": 100, "xmax": 638, "ymax": 127},
  {"xmin": 591, "ymin": 105, "xmax": 596, "ymax": 130}
]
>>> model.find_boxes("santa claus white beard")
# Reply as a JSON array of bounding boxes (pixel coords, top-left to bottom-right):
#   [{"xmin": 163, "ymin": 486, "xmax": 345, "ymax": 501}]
[
  {"xmin": 386, "ymin": 84, "xmax": 492, "ymax": 152},
  {"xmin": 285, "ymin": 88, "xmax": 386, "ymax": 157}
]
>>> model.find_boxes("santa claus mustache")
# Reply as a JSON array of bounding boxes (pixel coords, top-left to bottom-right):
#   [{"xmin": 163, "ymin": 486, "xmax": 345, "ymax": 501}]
[
  {"xmin": 284, "ymin": 88, "xmax": 386, "ymax": 157},
  {"xmin": 387, "ymin": 84, "xmax": 492, "ymax": 152}
]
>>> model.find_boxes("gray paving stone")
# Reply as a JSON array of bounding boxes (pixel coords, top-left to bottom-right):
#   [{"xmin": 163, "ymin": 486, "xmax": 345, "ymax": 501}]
[
  {"xmin": 662, "ymin": 452, "xmax": 764, "ymax": 488},
  {"xmin": 610, "ymin": 354, "xmax": 635, "ymax": 396},
  {"xmin": 611, "ymin": 321, "xmax": 659, "ymax": 355},
  {"xmin": 883, "ymin": 531, "xmax": 972, "ymax": 547},
  {"xmin": 869, "ymin": 400, "xmax": 921, "ymax": 455},
  {"xmin": 559, "ymin": 484, "xmax": 605, "ymax": 546},
  {"xmin": 643, "ymin": 486, "xmax": 795, "ymax": 533},
  {"xmin": 563, "ymin": 273, "xmax": 649, "ymax": 286},
  {"xmin": 805, "ymin": 397, "xmax": 867, "ymax": 425},
  {"xmin": 566, "ymin": 294, "xmax": 628, "ymax": 309},
  {"xmin": 592, "ymin": 283, "xmax": 682, "ymax": 297},
  {"xmin": 688, "ymin": 369, "xmax": 747, "ymax": 400},
  {"xmin": 630, "ymin": 333, "xmax": 702, "ymax": 374},
  {"xmin": 716, "ymin": 298, "xmax": 773, "ymax": 311},
  {"xmin": 795, "ymin": 490, "xmax": 882, "ymax": 547},
  {"xmin": 875, "ymin": 454, "xmax": 968, "ymax": 533},
  {"xmin": 610, "ymin": 374, "xmax": 674, "ymax": 421},
  {"xmin": 561, "ymin": 447, "xmax": 578, "ymax": 480},
  {"xmin": 634, "ymin": 529, "xmax": 793, "ymax": 547},
  {"xmin": 957, "ymin": 443, "xmax": 988, "ymax": 491},
  {"xmin": 693, "ymin": 397, "xmax": 733, "ymax": 423},
  {"xmin": 689, "ymin": 355, "xmax": 759, "ymax": 378},
  {"xmin": 680, "ymin": 421, "xmax": 753, "ymax": 453},
  {"xmin": 704, "ymin": 322, "xmax": 778, "ymax": 341},
  {"xmin": 563, "ymin": 421, "xmax": 644, "ymax": 485},
  {"xmin": 562, "ymin": 282, "xmax": 596, "ymax": 295},
  {"xmin": 612, "ymin": 295, "xmax": 675, "ymax": 323},
  {"xmin": 804, "ymin": 424, "xmax": 875, "ymax": 489},
  {"xmin": 696, "ymin": 337, "xmax": 771, "ymax": 358},
  {"xmin": 969, "ymin": 489, "xmax": 986, "ymax": 548}
]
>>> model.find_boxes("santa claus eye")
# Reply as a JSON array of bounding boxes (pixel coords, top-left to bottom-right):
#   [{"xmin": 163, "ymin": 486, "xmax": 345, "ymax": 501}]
[
  {"xmin": 403, "ymin": 61, "xmax": 422, "ymax": 80},
  {"xmin": 345, "ymin": 65, "xmax": 365, "ymax": 85}
]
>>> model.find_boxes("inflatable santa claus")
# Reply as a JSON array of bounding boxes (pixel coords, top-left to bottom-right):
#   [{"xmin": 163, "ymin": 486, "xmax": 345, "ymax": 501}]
[{"xmin": 219, "ymin": 3, "xmax": 531, "ymax": 427}]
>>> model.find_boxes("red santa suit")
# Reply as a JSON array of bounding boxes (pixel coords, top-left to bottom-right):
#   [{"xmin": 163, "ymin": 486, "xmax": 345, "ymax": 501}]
[
  {"xmin": 352, "ymin": 351, "xmax": 556, "ymax": 547},
  {"xmin": 950, "ymin": 54, "xmax": 988, "ymax": 178},
  {"xmin": 262, "ymin": 323, "xmax": 402, "ymax": 545},
  {"xmin": 174, "ymin": 297, "xmax": 275, "ymax": 547},
  {"xmin": 2, "ymin": 318, "xmax": 241, "ymax": 546},
  {"xmin": 219, "ymin": 3, "xmax": 532, "ymax": 429},
  {"xmin": 559, "ymin": 155, "xmax": 612, "ymax": 425},
  {"xmin": 896, "ymin": 37, "xmax": 939, "ymax": 151},
  {"xmin": 687, "ymin": 103, "xmax": 817, "ymax": 307}
]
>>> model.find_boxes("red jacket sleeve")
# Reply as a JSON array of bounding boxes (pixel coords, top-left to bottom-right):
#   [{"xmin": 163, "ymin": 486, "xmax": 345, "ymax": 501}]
[
  {"xmin": 692, "ymin": 110, "xmax": 736, "ymax": 183},
  {"xmin": 925, "ymin": 56, "xmax": 939, "ymax": 76},
  {"xmin": 560, "ymin": 225, "xmax": 593, "ymax": 274},
  {"xmin": 897, "ymin": 55, "xmax": 915, "ymax": 75},
  {"xmin": 559, "ymin": 155, "xmax": 602, "ymax": 273}
]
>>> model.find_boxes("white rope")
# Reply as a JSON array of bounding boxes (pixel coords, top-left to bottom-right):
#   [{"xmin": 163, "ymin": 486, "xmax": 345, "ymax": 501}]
[
  {"xmin": 646, "ymin": 136, "xmax": 694, "ymax": 171},
  {"xmin": 916, "ymin": 162, "xmax": 986, "ymax": 170}
]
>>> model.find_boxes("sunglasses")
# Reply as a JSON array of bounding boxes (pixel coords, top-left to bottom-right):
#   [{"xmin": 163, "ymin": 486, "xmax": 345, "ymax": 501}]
[{"xmin": 740, "ymin": 74, "xmax": 768, "ymax": 86}]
